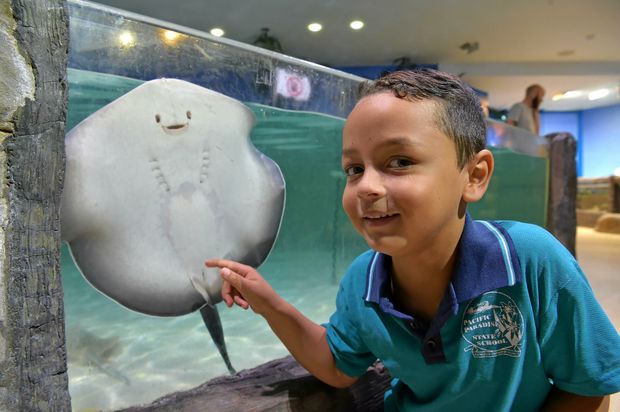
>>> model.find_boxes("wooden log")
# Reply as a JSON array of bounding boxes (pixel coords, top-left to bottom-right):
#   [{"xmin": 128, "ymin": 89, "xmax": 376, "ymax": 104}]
[
  {"xmin": 118, "ymin": 356, "xmax": 392, "ymax": 412},
  {"xmin": 545, "ymin": 132, "xmax": 577, "ymax": 256},
  {"xmin": 610, "ymin": 176, "xmax": 620, "ymax": 213},
  {"xmin": 0, "ymin": 1, "xmax": 70, "ymax": 410}
]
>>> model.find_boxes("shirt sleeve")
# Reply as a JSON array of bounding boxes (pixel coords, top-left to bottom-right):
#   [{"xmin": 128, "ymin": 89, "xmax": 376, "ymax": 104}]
[
  {"xmin": 507, "ymin": 103, "xmax": 523, "ymax": 123},
  {"xmin": 323, "ymin": 276, "xmax": 377, "ymax": 378},
  {"xmin": 538, "ymin": 260, "xmax": 620, "ymax": 396}
]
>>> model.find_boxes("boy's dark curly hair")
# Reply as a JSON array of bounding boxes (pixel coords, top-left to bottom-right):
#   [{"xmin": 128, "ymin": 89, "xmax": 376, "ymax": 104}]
[{"xmin": 358, "ymin": 69, "xmax": 487, "ymax": 168}]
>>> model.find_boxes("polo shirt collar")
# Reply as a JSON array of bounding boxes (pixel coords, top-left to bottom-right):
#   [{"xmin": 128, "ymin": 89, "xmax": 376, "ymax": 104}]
[{"xmin": 363, "ymin": 213, "xmax": 522, "ymax": 305}]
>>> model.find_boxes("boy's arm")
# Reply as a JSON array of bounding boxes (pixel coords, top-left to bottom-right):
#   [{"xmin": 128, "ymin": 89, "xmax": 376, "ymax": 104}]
[
  {"xmin": 205, "ymin": 259, "xmax": 358, "ymax": 388},
  {"xmin": 541, "ymin": 387, "xmax": 610, "ymax": 412}
]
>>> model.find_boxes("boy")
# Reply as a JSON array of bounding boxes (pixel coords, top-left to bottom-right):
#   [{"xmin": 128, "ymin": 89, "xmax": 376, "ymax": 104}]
[{"xmin": 206, "ymin": 70, "xmax": 620, "ymax": 411}]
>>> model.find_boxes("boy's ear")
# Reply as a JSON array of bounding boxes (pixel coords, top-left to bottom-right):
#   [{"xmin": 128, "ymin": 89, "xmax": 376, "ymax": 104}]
[{"xmin": 462, "ymin": 149, "xmax": 494, "ymax": 203}]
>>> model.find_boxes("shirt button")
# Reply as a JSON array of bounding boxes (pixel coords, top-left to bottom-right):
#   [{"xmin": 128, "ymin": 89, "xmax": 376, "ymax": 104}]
[
  {"xmin": 425, "ymin": 339, "xmax": 437, "ymax": 351},
  {"xmin": 409, "ymin": 321, "xmax": 417, "ymax": 330}
]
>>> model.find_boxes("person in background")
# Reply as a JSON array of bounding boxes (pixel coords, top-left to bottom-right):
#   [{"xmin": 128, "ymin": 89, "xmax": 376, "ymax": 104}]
[{"xmin": 507, "ymin": 84, "xmax": 545, "ymax": 134}]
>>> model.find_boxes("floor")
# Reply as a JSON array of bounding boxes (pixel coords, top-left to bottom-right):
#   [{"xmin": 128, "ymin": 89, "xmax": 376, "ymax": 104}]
[{"xmin": 575, "ymin": 227, "xmax": 620, "ymax": 411}]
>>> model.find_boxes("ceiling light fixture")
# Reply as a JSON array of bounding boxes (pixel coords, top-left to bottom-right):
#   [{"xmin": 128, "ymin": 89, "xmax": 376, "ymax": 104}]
[
  {"xmin": 118, "ymin": 31, "xmax": 136, "ymax": 47},
  {"xmin": 210, "ymin": 28, "xmax": 225, "ymax": 37},
  {"xmin": 459, "ymin": 41, "xmax": 479, "ymax": 54},
  {"xmin": 588, "ymin": 88, "xmax": 610, "ymax": 100},
  {"xmin": 553, "ymin": 90, "xmax": 583, "ymax": 101},
  {"xmin": 307, "ymin": 22, "xmax": 322, "ymax": 32},
  {"xmin": 563, "ymin": 90, "xmax": 582, "ymax": 98},
  {"xmin": 551, "ymin": 93, "xmax": 564, "ymax": 101},
  {"xmin": 350, "ymin": 20, "xmax": 364, "ymax": 30},
  {"xmin": 162, "ymin": 30, "xmax": 180, "ymax": 44}
]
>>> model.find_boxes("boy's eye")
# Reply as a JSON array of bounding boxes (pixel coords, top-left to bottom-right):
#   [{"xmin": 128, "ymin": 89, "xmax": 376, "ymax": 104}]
[
  {"xmin": 388, "ymin": 158, "xmax": 414, "ymax": 168},
  {"xmin": 343, "ymin": 165, "xmax": 364, "ymax": 177}
]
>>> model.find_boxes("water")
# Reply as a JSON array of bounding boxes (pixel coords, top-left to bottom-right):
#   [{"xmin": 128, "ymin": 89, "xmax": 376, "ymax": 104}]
[
  {"xmin": 64, "ymin": 69, "xmax": 367, "ymax": 411},
  {"xmin": 63, "ymin": 69, "xmax": 547, "ymax": 411}
]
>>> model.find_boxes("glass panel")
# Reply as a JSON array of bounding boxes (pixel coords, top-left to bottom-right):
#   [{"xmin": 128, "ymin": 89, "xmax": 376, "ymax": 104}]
[
  {"xmin": 486, "ymin": 118, "xmax": 548, "ymax": 158},
  {"xmin": 64, "ymin": 2, "xmax": 549, "ymax": 409},
  {"xmin": 64, "ymin": 67, "xmax": 367, "ymax": 410},
  {"xmin": 470, "ymin": 148, "xmax": 548, "ymax": 227},
  {"xmin": 68, "ymin": 0, "xmax": 362, "ymax": 118}
]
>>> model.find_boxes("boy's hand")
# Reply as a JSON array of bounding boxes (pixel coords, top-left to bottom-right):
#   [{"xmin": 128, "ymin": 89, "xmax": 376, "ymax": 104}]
[
  {"xmin": 205, "ymin": 259, "xmax": 281, "ymax": 316},
  {"xmin": 207, "ymin": 259, "xmax": 357, "ymax": 389}
]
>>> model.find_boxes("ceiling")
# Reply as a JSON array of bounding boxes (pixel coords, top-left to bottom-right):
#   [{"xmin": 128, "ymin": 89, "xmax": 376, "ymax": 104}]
[{"xmin": 89, "ymin": 0, "xmax": 620, "ymax": 111}]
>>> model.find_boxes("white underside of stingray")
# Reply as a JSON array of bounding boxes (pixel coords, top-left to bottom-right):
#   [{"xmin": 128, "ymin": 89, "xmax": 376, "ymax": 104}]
[{"xmin": 62, "ymin": 78, "xmax": 285, "ymax": 317}]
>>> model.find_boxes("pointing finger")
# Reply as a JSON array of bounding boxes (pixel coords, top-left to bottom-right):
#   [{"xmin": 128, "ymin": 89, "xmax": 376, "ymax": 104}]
[{"xmin": 206, "ymin": 259, "xmax": 255, "ymax": 277}]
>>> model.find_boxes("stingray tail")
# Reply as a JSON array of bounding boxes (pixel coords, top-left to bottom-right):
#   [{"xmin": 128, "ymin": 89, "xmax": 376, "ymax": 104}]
[
  {"xmin": 190, "ymin": 268, "xmax": 236, "ymax": 374},
  {"xmin": 199, "ymin": 304, "xmax": 236, "ymax": 375}
]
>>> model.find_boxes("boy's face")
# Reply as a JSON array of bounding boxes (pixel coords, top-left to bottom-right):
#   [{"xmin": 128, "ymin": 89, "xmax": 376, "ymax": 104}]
[{"xmin": 341, "ymin": 93, "xmax": 470, "ymax": 258}]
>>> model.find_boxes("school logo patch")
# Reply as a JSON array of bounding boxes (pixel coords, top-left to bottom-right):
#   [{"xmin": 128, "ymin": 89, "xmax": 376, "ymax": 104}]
[{"xmin": 461, "ymin": 291, "xmax": 523, "ymax": 358}]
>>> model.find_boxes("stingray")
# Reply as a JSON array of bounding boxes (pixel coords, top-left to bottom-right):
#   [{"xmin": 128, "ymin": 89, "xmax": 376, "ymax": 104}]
[{"xmin": 61, "ymin": 78, "xmax": 286, "ymax": 374}]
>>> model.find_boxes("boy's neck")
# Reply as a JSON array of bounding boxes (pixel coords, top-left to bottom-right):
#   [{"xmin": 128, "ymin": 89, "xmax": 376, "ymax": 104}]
[{"xmin": 389, "ymin": 219, "xmax": 464, "ymax": 322}]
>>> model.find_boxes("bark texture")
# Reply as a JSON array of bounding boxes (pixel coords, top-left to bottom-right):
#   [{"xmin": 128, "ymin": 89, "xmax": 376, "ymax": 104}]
[
  {"xmin": 119, "ymin": 356, "xmax": 391, "ymax": 412},
  {"xmin": 0, "ymin": 0, "xmax": 70, "ymax": 410},
  {"xmin": 545, "ymin": 132, "xmax": 577, "ymax": 256}
]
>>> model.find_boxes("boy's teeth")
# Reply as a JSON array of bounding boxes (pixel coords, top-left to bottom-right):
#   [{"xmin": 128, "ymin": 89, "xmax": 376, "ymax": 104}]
[{"xmin": 367, "ymin": 213, "xmax": 393, "ymax": 219}]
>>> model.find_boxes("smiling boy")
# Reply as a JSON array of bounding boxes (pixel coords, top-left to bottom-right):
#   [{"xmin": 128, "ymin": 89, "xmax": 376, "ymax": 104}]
[{"xmin": 206, "ymin": 69, "xmax": 619, "ymax": 411}]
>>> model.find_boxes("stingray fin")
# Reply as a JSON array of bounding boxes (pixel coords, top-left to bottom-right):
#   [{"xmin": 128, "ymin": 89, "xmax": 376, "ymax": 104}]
[
  {"xmin": 189, "ymin": 252, "xmax": 237, "ymax": 304},
  {"xmin": 189, "ymin": 270, "xmax": 213, "ymax": 305}
]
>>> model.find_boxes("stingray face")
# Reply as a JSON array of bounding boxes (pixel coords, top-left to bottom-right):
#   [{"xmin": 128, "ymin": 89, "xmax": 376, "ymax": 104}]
[
  {"xmin": 62, "ymin": 78, "xmax": 285, "ymax": 316},
  {"xmin": 155, "ymin": 110, "xmax": 191, "ymax": 135}
]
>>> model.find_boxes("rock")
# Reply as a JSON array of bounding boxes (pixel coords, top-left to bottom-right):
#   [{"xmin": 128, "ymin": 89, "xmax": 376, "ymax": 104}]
[
  {"xmin": 577, "ymin": 210, "xmax": 605, "ymax": 228},
  {"xmin": 117, "ymin": 356, "xmax": 391, "ymax": 412},
  {"xmin": 595, "ymin": 213, "xmax": 620, "ymax": 234}
]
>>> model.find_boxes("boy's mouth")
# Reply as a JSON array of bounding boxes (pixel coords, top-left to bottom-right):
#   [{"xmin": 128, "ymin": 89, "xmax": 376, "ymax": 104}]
[{"xmin": 362, "ymin": 212, "xmax": 399, "ymax": 225}]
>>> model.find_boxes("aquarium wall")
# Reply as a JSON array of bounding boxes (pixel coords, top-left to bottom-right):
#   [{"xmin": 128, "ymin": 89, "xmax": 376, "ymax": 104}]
[{"xmin": 64, "ymin": 1, "xmax": 549, "ymax": 410}]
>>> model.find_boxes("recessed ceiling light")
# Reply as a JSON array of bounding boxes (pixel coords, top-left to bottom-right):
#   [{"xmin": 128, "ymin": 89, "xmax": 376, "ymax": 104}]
[
  {"xmin": 307, "ymin": 22, "xmax": 322, "ymax": 32},
  {"xmin": 552, "ymin": 93, "xmax": 564, "ymax": 101},
  {"xmin": 350, "ymin": 20, "xmax": 364, "ymax": 30},
  {"xmin": 563, "ymin": 90, "xmax": 582, "ymax": 99},
  {"xmin": 552, "ymin": 90, "xmax": 583, "ymax": 101},
  {"xmin": 162, "ymin": 30, "xmax": 180, "ymax": 43},
  {"xmin": 588, "ymin": 88, "xmax": 610, "ymax": 100},
  {"xmin": 118, "ymin": 31, "xmax": 135, "ymax": 47},
  {"xmin": 210, "ymin": 28, "xmax": 225, "ymax": 37}
]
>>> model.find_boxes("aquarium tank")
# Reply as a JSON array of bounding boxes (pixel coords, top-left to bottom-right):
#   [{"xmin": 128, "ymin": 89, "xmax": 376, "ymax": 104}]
[{"xmin": 64, "ymin": 1, "xmax": 548, "ymax": 410}]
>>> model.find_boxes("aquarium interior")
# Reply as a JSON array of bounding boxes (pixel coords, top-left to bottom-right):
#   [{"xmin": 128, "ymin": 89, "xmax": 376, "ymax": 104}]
[{"xmin": 64, "ymin": 2, "xmax": 549, "ymax": 410}]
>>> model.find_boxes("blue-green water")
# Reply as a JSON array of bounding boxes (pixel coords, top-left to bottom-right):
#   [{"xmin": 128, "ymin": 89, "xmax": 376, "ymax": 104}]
[
  {"xmin": 64, "ymin": 69, "xmax": 367, "ymax": 411},
  {"xmin": 64, "ymin": 69, "xmax": 547, "ymax": 411}
]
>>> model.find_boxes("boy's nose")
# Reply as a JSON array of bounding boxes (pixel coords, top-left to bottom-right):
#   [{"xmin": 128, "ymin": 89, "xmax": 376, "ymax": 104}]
[{"xmin": 356, "ymin": 169, "xmax": 386, "ymax": 198}]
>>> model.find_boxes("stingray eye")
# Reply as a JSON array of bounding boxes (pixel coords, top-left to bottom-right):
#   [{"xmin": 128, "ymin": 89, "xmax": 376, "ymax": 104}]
[
  {"xmin": 186, "ymin": 110, "xmax": 192, "ymax": 119},
  {"xmin": 155, "ymin": 114, "xmax": 161, "ymax": 123}
]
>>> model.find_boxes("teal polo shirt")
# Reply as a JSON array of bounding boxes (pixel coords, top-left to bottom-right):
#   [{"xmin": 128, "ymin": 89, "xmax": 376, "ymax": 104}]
[{"xmin": 325, "ymin": 215, "xmax": 620, "ymax": 411}]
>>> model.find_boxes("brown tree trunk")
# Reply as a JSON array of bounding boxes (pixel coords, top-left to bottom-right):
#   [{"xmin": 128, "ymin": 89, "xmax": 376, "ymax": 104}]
[
  {"xmin": 545, "ymin": 132, "xmax": 577, "ymax": 257},
  {"xmin": 0, "ymin": 0, "xmax": 70, "ymax": 410}
]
